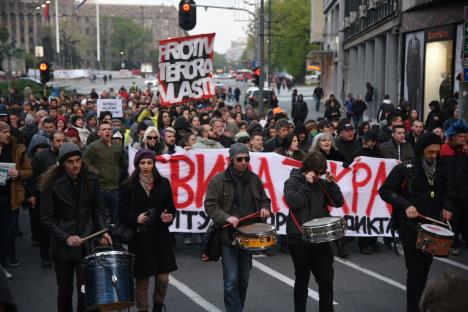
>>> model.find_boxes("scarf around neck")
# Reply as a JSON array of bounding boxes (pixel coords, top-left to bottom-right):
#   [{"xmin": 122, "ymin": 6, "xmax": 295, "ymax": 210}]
[
  {"xmin": 421, "ymin": 158, "xmax": 436, "ymax": 185},
  {"xmin": 139, "ymin": 173, "xmax": 154, "ymax": 196}
]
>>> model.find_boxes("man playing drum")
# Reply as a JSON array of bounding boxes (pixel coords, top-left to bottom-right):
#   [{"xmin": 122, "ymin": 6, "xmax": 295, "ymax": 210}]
[
  {"xmin": 204, "ymin": 143, "xmax": 271, "ymax": 312},
  {"xmin": 284, "ymin": 151, "xmax": 344, "ymax": 312},
  {"xmin": 379, "ymin": 132, "xmax": 453, "ymax": 312}
]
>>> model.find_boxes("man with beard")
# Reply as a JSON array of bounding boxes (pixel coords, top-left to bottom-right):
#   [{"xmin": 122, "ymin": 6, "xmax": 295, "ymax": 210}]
[
  {"xmin": 205, "ymin": 143, "xmax": 271, "ymax": 312},
  {"xmin": 379, "ymin": 132, "xmax": 452, "ymax": 312},
  {"xmin": 406, "ymin": 120, "xmax": 424, "ymax": 148}
]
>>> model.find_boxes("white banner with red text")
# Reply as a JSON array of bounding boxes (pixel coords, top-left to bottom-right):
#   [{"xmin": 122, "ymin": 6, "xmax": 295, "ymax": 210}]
[{"xmin": 128, "ymin": 147, "xmax": 398, "ymax": 236}]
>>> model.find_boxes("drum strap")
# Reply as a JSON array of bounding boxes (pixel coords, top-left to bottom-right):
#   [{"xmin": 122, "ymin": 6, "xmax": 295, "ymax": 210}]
[{"xmin": 289, "ymin": 209, "xmax": 303, "ymax": 234}]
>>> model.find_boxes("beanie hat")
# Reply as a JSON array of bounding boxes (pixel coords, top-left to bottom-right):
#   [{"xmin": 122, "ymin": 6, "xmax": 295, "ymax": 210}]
[
  {"xmin": 64, "ymin": 127, "xmax": 80, "ymax": 140},
  {"xmin": 134, "ymin": 148, "xmax": 155, "ymax": 167},
  {"xmin": 445, "ymin": 120, "xmax": 468, "ymax": 138},
  {"xmin": 58, "ymin": 142, "xmax": 82, "ymax": 163},
  {"xmin": 229, "ymin": 142, "xmax": 249, "ymax": 160},
  {"xmin": 415, "ymin": 132, "xmax": 441, "ymax": 156},
  {"xmin": 0, "ymin": 121, "xmax": 10, "ymax": 132},
  {"xmin": 0, "ymin": 104, "xmax": 8, "ymax": 116}
]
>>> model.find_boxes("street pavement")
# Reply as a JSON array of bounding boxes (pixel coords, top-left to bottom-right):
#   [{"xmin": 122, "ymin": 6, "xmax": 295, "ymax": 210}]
[{"xmin": 7, "ymin": 208, "xmax": 468, "ymax": 312}]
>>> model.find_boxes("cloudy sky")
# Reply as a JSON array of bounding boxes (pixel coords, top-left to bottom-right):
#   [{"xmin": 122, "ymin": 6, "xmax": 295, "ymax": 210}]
[{"xmin": 86, "ymin": 0, "xmax": 252, "ymax": 53}]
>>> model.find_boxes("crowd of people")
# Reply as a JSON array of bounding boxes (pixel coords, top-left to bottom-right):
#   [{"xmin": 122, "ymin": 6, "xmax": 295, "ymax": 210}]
[{"xmin": 0, "ymin": 80, "xmax": 467, "ymax": 312}]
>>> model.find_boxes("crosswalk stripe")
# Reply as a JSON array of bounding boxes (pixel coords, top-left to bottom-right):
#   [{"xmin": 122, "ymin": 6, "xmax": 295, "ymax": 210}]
[
  {"xmin": 252, "ymin": 259, "xmax": 339, "ymax": 305},
  {"xmin": 395, "ymin": 246, "xmax": 468, "ymax": 272},
  {"xmin": 169, "ymin": 276, "xmax": 223, "ymax": 312},
  {"xmin": 334, "ymin": 257, "xmax": 406, "ymax": 290}
]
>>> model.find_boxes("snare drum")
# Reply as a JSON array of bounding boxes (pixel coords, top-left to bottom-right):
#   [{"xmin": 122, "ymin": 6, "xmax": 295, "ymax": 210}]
[
  {"xmin": 416, "ymin": 224, "xmax": 454, "ymax": 257},
  {"xmin": 83, "ymin": 250, "xmax": 135, "ymax": 311},
  {"xmin": 302, "ymin": 217, "xmax": 346, "ymax": 243},
  {"xmin": 236, "ymin": 223, "xmax": 277, "ymax": 251}
]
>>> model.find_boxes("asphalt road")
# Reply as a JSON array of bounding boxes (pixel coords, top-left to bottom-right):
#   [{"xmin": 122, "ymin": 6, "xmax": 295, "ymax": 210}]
[{"xmin": 7, "ymin": 209, "xmax": 468, "ymax": 312}]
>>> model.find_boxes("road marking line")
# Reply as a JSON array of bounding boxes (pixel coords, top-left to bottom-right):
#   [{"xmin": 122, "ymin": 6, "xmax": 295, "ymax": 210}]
[
  {"xmin": 334, "ymin": 257, "xmax": 406, "ymax": 291},
  {"xmin": 252, "ymin": 259, "xmax": 338, "ymax": 305},
  {"xmin": 169, "ymin": 276, "xmax": 222, "ymax": 312},
  {"xmin": 396, "ymin": 246, "xmax": 468, "ymax": 272}
]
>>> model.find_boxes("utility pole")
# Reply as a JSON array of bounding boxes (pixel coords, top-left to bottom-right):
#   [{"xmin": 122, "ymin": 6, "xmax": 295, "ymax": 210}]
[
  {"xmin": 258, "ymin": 0, "xmax": 265, "ymax": 115},
  {"xmin": 267, "ymin": 0, "xmax": 272, "ymax": 108}
]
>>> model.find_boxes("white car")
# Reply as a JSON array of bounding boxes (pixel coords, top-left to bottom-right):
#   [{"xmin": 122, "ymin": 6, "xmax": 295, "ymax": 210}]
[
  {"xmin": 305, "ymin": 72, "xmax": 321, "ymax": 85},
  {"xmin": 145, "ymin": 76, "xmax": 158, "ymax": 86}
]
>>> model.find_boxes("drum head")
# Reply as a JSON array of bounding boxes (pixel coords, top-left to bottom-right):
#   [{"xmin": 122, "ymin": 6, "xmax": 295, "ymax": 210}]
[
  {"xmin": 303, "ymin": 217, "xmax": 342, "ymax": 227},
  {"xmin": 237, "ymin": 223, "xmax": 275, "ymax": 234},
  {"xmin": 421, "ymin": 224, "xmax": 454, "ymax": 237},
  {"xmin": 84, "ymin": 250, "xmax": 133, "ymax": 262}
]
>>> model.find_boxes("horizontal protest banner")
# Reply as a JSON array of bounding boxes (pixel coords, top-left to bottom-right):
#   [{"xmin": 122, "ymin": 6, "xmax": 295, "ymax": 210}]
[
  {"xmin": 158, "ymin": 33, "xmax": 216, "ymax": 106},
  {"xmin": 128, "ymin": 147, "xmax": 398, "ymax": 237}
]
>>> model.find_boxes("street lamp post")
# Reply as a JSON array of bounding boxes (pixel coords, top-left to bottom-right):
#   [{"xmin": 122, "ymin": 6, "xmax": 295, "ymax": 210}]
[{"xmin": 120, "ymin": 51, "xmax": 124, "ymax": 69}]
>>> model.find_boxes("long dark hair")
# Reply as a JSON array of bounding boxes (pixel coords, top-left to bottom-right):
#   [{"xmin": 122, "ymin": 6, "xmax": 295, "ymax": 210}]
[{"xmin": 128, "ymin": 158, "xmax": 163, "ymax": 185}]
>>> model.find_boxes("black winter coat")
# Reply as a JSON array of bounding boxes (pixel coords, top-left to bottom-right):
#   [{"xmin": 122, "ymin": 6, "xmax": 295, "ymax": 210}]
[
  {"xmin": 379, "ymin": 161, "xmax": 447, "ymax": 243},
  {"xmin": 41, "ymin": 171, "xmax": 106, "ymax": 261},
  {"xmin": 292, "ymin": 100, "xmax": 308, "ymax": 121},
  {"xmin": 284, "ymin": 169, "xmax": 344, "ymax": 246},
  {"xmin": 118, "ymin": 176, "xmax": 177, "ymax": 278}
]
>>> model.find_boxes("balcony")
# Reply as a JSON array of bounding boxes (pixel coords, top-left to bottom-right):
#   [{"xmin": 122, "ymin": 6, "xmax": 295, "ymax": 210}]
[{"xmin": 343, "ymin": 0, "xmax": 398, "ymax": 41}]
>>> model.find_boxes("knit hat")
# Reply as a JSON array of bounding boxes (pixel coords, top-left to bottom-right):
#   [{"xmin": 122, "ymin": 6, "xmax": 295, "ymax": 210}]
[
  {"xmin": 0, "ymin": 104, "xmax": 8, "ymax": 116},
  {"xmin": 0, "ymin": 121, "xmax": 10, "ymax": 132},
  {"xmin": 415, "ymin": 132, "xmax": 441, "ymax": 156},
  {"xmin": 445, "ymin": 120, "xmax": 468, "ymax": 138},
  {"xmin": 64, "ymin": 127, "xmax": 80, "ymax": 140},
  {"xmin": 229, "ymin": 142, "xmax": 249, "ymax": 160},
  {"xmin": 134, "ymin": 148, "xmax": 155, "ymax": 167},
  {"xmin": 58, "ymin": 142, "xmax": 82, "ymax": 163}
]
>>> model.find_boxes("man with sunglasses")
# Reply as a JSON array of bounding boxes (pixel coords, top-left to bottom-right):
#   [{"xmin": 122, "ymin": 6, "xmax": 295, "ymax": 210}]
[{"xmin": 205, "ymin": 143, "xmax": 271, "ymax": 312}]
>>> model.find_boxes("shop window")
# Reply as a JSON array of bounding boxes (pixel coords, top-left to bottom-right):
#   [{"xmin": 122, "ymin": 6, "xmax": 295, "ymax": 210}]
[{"xmin": 423, "ymin": 40, "xmax": 453, "ymax": 120}]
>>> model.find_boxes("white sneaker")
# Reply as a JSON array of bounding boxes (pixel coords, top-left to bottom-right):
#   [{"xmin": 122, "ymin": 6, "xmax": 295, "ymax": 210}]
[{"xmin": 3, "ymin": 267, "xmax": 12, "ymax": 279}]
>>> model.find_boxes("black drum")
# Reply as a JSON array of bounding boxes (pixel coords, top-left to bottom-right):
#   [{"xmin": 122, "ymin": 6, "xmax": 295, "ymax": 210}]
[{"xmin": 83, "ymin": 250, "xmax": 135, "ymax": 311}]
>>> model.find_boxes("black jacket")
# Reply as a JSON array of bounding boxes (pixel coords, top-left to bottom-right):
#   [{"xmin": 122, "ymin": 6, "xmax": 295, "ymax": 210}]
[
  {"xmin": 27, "ymin": 148, "xmax": 59, "ymax": 197},
  {"xmin": 292, "ymin": 100, "xmax": 308, "ymax": 121},
  {"xmin": 377, "ymin": 127, "xmax": 392, "ymax": 144},
  {"xmin": 378, "ymin": 161, "xmax": 447, "ymax": 243},
  {"xmin": 334, "ymin": 137, "xmax": 361, "ymax": 164},
  {"xmin": 118, "ymin": 176, "xmax": 177, "ymax": 278},
  {"xmin": 284, "ymin": 169, "xmax": 343, "ymax": 246},
  {"xmin": 40, "ymin": 170, "xmax": 106, "ymax": 261},
  {"xmin": 264, "ymin": 136, "xmax": 281, "ymax": 152},
  {"xmin": 439, "ymin": 144, "xmax": 468, "ymax": 202}
]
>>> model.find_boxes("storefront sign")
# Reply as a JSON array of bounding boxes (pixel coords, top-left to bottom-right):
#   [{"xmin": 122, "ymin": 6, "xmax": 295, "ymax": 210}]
[{"xmin": 425, "ymin": 26, "xmax": 453, "ymax": 42}]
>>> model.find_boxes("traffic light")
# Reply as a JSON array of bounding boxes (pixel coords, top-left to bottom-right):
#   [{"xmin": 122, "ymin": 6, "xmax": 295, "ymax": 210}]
[
  {"xmin": 39, "ymin": 61, "xmax": 53, "ymax": 85},
  {"xmin": 253, "ymin": 67, "xmax": 260, "ymax": 86},
  {"xmin": 179, "ymin": 0, "xmax": 196, "ymax": 31}
]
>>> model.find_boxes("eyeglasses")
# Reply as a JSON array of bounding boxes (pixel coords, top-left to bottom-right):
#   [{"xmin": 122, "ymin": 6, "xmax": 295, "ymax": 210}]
[
  {"xmin": 235, "ymin": 156, "xmax": 250, "ymax": 163},
  {"xmin": 147, "ymin": 136, "xmax": 158, "ymax": 140}
]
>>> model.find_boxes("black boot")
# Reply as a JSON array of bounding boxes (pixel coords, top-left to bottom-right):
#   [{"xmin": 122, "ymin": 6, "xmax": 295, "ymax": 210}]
[{"xmin": 153, "ymin": 302, "xmax": 166, "ymax": 312}]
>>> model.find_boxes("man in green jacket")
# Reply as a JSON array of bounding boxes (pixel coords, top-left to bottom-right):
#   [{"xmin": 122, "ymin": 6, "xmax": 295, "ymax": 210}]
[
  {"xmin": 84, "ymin": 121, "xmax": 127, "ymax": 224},
  {"xmin": 205, "ymin": 143, "xmax": 271, "ymax": 312}
]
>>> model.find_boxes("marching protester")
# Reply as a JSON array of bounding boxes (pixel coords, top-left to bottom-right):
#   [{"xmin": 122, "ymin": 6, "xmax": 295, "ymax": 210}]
[
  {"xmin": 40, "ymin": 142, "xmax": 112, "ymax": 312},
  {"xmin": 118, "ymin": 149, "xmax": 177, "ymax": 312},
  {"xmin": 284, "ymin": 151, "xmax": 344, "ymax": 312},
  {"xmin": 379, "ymin": 132, "xmax": 453, "ymax": 312},
  {"xmin": 204, "ymin": 143, "xmax": 271, "ymax": 312}
]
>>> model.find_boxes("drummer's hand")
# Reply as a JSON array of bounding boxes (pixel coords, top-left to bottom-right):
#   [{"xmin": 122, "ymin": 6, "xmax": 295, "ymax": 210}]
[
  {"xmin": 137, "ymin": 212, "xmax": 149, "ymax": 224},
  {"xmin": 100, "ymin": 233, "xmax": 113, "ymax": 246},
  {"xmin": 405, "ymin": 206, "xmax": 419, "ymax": 219},
  {"xmin": 260, "ymin": 208, "xmax": 270, "ymax": 219},
  {"xmin": 160, "ymin": 210, "xmax": 173, "ymax": 223},
  {"xmin": 66, "ymin": 235, "xmax": 83, "ymax": 247},
  {"xmin": 226, "ymin": 216, "xmax": 239, "ymax": 228},
  {"xmin": 442, "ymin": 209, "xmax": 453, "ymax": 221},
  {"xmin": 304, "ymin": 171, "xmax": 316, "ymax": 184}
]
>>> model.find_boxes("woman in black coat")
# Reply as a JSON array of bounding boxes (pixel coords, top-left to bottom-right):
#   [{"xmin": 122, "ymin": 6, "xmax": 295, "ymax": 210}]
[{"xmin": 118, "ymin": 149, "xmax": 177, "ymax": 312}]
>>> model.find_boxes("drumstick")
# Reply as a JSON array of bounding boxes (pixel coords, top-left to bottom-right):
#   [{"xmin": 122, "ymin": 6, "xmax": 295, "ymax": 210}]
[
  {"xmin": 222, "ymin": 212, "xmax": 261, "ymax": 228},
  {"xmin": 418, "ymin": 214, "xmax": 449, "ymax": 227},
  {"xmin": 446, "ymin": 220, "xmax": 452, "ymax": 231},
  {"xmin": 81, "ymin": 228, "xmax": 108, "ymax": 243}
]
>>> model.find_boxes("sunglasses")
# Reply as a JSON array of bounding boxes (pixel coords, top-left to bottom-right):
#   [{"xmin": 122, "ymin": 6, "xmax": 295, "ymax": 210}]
[
  {"xmin": 147, "ymin": 136, "xmax": 159, "ymax": 140},
  {"xmin": 235, "ymin": 156, "xmax": 250, "ymax": 163}
]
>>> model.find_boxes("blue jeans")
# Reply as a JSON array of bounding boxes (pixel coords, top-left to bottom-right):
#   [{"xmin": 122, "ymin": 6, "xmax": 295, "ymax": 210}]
[
  {"xmin": 221, "ymin": 245, "xmax": 253, "ymax": 312},
  {"xmin": 100, "ymin": 190, "xmax": 119, "ymax": 225}
]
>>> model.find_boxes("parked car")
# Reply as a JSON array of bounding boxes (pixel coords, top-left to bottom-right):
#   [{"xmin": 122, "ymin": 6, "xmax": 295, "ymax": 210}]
[
  {"xmin": 248, "ymin": 88, "xmax": 275, "ymax": 107},
  {"xmin": 305, "ymin": 71, "xmax": 321, "ymax": 85}
]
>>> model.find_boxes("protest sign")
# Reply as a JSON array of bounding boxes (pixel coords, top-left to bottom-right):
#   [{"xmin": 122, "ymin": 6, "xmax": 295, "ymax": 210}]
[
  {"xmin": 158, "ymin": 33, "xmax": 216, "ymax": 106},
  {"xmin": 0, "ymin": 162, "xmax": 16, "ymax": 186},
  {"xmin": 97, "ymin": 99, "xmax": 123, "ymax": 118},
  {"xmin": 128, "ymin": 147, "xmax": 398, "ymax": 237}
]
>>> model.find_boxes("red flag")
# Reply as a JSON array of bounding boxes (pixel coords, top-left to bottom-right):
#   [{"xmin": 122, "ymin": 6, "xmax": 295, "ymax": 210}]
[{"xmin": 44, "ymin": 4, "xmax": 50, "ymax": 23}]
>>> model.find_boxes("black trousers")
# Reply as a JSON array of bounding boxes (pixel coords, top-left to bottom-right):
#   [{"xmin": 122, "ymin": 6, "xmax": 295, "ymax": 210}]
[
  {"xmin": 29, "ymin": 199, "xmax": 50, "ymax": 260},
  {"xmin": 289, "ymin": 243, "xmax": 334, "ymax": 312},
  {"xmin": 54, "ymin": 260, "xmax": 85, "ymax": 312},
  {"xmin": 401, "ymin": 240, "xmax": 432, "ymax": 312},
  {"xmin": 451, "ymin": 198, "xmax": 468, "ymax": 248}
]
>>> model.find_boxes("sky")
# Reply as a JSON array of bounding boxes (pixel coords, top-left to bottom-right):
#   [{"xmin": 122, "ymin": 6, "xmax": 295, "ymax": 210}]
[{"xmin": 88, "ymin": 0, "xmax": 252, "ymax": 53}]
